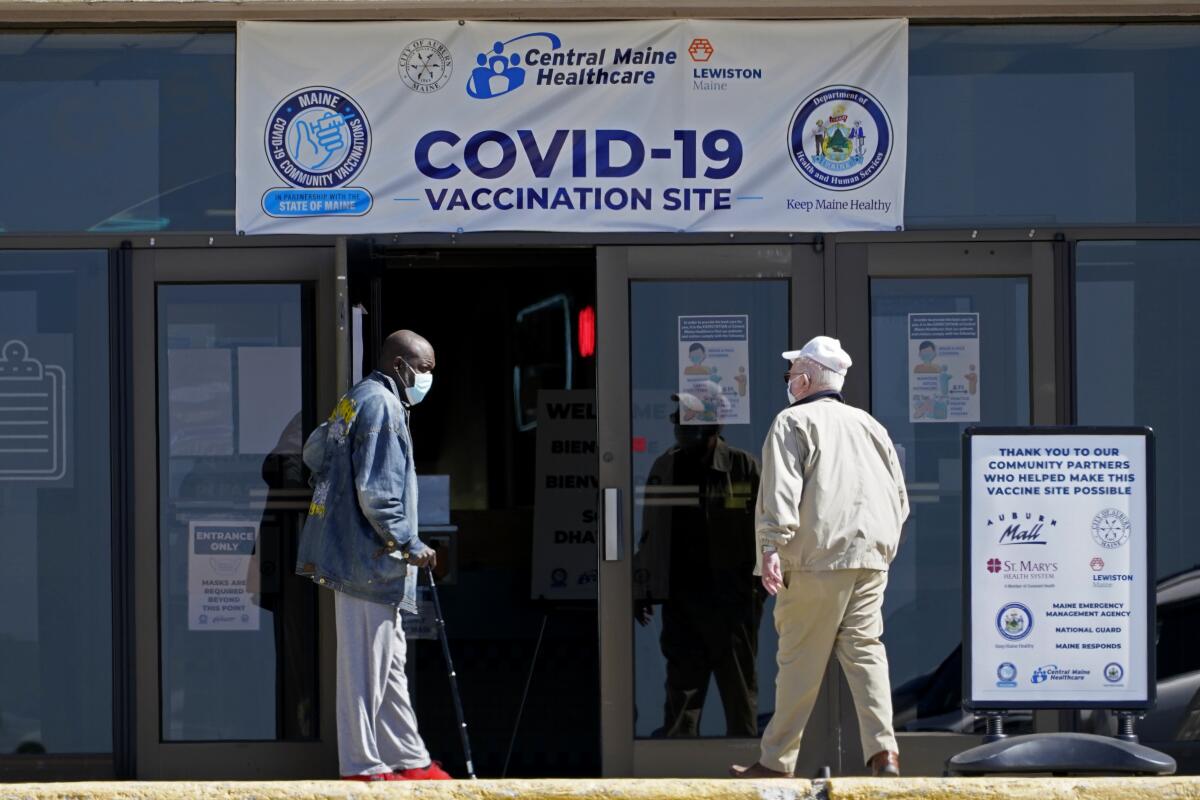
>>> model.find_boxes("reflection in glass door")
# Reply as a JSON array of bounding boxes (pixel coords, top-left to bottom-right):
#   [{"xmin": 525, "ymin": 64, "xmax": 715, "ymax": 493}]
[
  {"xmin": 630, "ymin": 281, "xmax": 788, "ymax": 740},
  {"xmin": 155, "ymin": 284, "xmax": 318, "ymax": 742}
]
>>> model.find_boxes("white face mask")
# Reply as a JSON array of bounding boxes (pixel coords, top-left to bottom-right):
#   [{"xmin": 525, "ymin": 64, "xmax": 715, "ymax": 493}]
[
  {"xmin": 785, "ymin": 374, "xmax": 803, "ymax": 405},
  {"xmin": 397, "ymin": 359, "xmax": 434, "ymax": 405}
]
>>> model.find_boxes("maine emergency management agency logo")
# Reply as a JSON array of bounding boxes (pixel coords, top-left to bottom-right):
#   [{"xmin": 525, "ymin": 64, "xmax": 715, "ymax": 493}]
[
  {"xmin": 1091, "ymin": 508, "xmax": 1131, "ymax": 549},
  {"xmin": 399, "ymin": 39, "xmax": 454, "ymax": 93},
  {"xmin": 262, "ymin": 86, "xmax": 373, "ymax": 218},
  {"xmin": 996, "ymin": 602, "xmax": 1034, "ymax": 641},
  {"xmin": 1105, "ymin": 662, "xmax": 1125, "ymax": 683},
  {"xmin": 788, "ymin": 85, "xmax": 892, "ymax": 191}
]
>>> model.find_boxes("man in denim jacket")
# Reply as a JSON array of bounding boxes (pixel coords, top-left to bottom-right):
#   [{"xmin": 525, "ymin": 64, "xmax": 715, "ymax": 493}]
[{"xmin": 298, "ymin": 329, "xmax": 450, "ymax": 781}]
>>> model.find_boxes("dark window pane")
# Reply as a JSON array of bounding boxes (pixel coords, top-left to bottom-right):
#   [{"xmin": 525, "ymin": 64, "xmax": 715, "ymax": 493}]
[
  {"xmin": 871, "ymin": 277, "xmax": 1032, "ymax": 735},
  {"xmin": 1076, "ymin": 240, "xmax": 1200, "ymax": 744},
  {"xmin": 0, "ymin": 250, "xmax": 111, "ymax": 754},
  {"xmin": 156, "ymin": 283, "xmax": 318, "ymax": 741},
  {"xmin": 908, "ymin": 25, "xmax": 1200, "ymax": 227},
  {"xmin": 0, "ymin": 31, "xmax": 234, "ymax": 233}
]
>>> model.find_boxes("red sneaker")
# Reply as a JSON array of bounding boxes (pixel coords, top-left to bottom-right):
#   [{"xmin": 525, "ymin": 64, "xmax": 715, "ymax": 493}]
[{"xmin": 393, "ymin": 761, "xmax": 453, "ymax": 780}]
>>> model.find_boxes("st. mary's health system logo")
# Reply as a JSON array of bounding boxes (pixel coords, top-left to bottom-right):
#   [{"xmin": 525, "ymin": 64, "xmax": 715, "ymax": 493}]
[
  {"xmin": 789, "ymin": 85, "xmax": 892, "ymax": 191},
  {"xmin": 262, "ymin": 86, "xmax": 372, "ymax": 218}
]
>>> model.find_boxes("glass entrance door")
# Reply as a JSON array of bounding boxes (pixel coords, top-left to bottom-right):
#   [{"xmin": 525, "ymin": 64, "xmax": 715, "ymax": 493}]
[
  {"xmin": 598, "ymin": 241, "xmax": 1061, "ymax": 778},
  {"xmin": 832, "ymin": 241, "xmax": 1059, "ymax": 775},
  {"xmin": 597, "ymin": 245, "xmax": 826, "ymax": 776},
  {"xmin": 130, "ymin": 246, "xmax": 340, "ymax": 778}
]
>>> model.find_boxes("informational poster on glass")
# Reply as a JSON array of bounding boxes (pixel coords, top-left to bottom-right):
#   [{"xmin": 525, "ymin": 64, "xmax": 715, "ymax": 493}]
[
  {"xmin": 188, "ymin": 520, "xmax": 262, "ymax": 632},
  {"xmin": 964, "ymin": 428, "xmax": 1154, "ymax": 709},
  {"xmin": 909, "ymin": 312, "xmax": 980, "ymax": 423},
  {"xmin": 530, "ymin": 390, "xmax": 598, "ymax": 599},
  {"xmin": 677, "ymin": 314, "xmax": 749, "ymax": 425}
]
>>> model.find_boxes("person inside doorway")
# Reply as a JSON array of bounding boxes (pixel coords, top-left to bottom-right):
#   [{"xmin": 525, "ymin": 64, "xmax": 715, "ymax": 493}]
[
  {"xmin": 730, "ymin": 336, "xmax": 909, "ymax": 779},
  {"xmin": 634, "ymin": 393, "xmax": 764, "ymax": 737},
  {"xmin": 296, "ymin": 329, "xmax": 451, "ymax": 781}
]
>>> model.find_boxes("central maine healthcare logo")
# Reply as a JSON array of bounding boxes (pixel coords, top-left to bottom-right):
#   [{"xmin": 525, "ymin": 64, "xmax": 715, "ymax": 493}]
[
  {"xmin": 788, "ymin": 85, "xmax": 892, "ymax": 191},
  {"xmin": 261, "ymin": 86, "xmax": 373, "ymax": 218},
  {"xmin": 467, "ymin": 32, "xmax": 562, "ymax": 99}
]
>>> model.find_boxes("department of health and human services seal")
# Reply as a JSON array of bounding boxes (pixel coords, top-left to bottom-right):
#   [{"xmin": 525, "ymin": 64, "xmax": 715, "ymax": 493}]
[
  {"xmin": 399, "ymin": 39, "xmax": 454, "ymax": 93},
  {"xmin": 788, "ymin": 85, "xmax": 892, "ymax": 191},
  {"xmin": 1091, "ymin": 508, "xmax": 1131, "ymax": 549},
  {"xmin": 996, "ymin": 602, "xmax": 1034, "ymax": 641},
  {"xmin": 262, "ymin": 86, "xmax": 373, "ymax": 218}
]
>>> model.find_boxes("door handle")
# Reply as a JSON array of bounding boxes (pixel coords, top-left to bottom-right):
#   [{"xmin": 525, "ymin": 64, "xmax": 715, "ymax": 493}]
[{"xmin": 602, "ymin": 487, "xmax": 623, "ymax": 562}]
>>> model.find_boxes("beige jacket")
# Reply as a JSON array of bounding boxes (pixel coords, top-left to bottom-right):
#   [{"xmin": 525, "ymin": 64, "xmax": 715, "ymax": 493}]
[{"xmin": 755, "ymin": 394, "xmax": 909, "ymax": 574}]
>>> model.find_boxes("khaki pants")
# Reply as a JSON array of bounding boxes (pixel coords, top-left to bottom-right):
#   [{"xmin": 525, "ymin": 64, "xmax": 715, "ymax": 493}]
[{"xmin": 760, "ymin": 569, "xmax": 897, "ymax": 773}]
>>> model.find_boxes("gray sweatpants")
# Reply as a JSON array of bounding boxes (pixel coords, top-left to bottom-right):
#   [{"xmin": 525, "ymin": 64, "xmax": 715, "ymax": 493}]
[{"xmin": 335, "ymin": 590, "xmax": 431, "ymax": 776}]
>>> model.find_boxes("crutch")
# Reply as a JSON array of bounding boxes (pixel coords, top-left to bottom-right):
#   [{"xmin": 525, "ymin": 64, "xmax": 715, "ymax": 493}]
[{"xmin": 424, "ymin": 564, "xmax": 477, "ymax": 779}]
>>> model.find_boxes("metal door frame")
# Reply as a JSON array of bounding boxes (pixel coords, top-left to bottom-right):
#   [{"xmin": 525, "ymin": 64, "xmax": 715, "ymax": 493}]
[
  {"xmin": 596, "ymin": 244, "xmax": 826, "ymax": 777},
  {"xmin": 129, "ymin": 244, "xmax": 343, "ymax": 778}
]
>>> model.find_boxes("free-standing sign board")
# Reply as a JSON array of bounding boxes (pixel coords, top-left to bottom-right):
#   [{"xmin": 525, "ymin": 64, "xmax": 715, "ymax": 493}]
[{"xmin": 964, "ymin": 428, "xmax": 1155, "ymax": 710}]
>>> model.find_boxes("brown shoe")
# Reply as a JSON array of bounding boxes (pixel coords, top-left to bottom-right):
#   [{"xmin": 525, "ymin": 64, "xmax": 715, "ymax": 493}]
[
  {"xmin": 868, "ymin": 750, "xmax": 900, "ymax": 777},
  {"xmin": 729, "ymin": 762, "xmax": 790, "ymax": 779}
]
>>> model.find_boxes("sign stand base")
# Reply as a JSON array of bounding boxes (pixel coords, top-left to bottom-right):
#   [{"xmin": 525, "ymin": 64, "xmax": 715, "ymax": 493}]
[{"xmin": 945, "ymin": 732, "xmax": 1176, "ymax": 776}]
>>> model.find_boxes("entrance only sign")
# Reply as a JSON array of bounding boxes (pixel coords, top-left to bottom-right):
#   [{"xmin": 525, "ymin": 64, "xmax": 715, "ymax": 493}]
[{"xmin": 963, "ymin": 428, "xmax": 1155, "ymax": 710}]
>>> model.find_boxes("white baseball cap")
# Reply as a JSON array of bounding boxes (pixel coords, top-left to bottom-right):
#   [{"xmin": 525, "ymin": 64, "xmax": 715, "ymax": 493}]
[{"xmin": 782, "ymin": 336, "xmax": 853, "ymax": 376}]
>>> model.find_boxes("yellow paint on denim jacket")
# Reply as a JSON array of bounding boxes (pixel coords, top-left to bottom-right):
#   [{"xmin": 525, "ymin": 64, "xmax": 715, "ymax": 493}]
[
  {"xmin": 331, "ymin": 396, "xmax": 357, "ymax": 424},
  {"xmin": 308, "ymin": 479, "xmax": 331, "ymax": 518}
]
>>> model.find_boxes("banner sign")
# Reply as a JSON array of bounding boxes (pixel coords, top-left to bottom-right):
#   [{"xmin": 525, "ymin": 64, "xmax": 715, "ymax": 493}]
[
  {"xmin": 964, "ymin": 428, "xmax": 1155, "ymax": 709},
  {"xmin": 236, "ymin": 19, "xmax": 907, "ymax": 234}
]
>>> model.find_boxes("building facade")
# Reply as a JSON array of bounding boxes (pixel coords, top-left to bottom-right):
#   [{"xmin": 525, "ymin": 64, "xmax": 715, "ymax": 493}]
[{"xmin": 1, "ymin": 0, "xmax": 1199, "ymax": 782}]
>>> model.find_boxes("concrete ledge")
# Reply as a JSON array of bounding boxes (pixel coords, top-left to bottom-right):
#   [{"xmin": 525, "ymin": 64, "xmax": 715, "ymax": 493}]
[
  {"xmin": 831, "ymin": 777, "xmax": 1200, "ymax": 800},
  {"xmin": 3, "ymin": 778, "xmax": 1200, "ymax": 800},
  {"xmin": 0, "ymin": 780, "xmax": 817, "ymax": 800}
]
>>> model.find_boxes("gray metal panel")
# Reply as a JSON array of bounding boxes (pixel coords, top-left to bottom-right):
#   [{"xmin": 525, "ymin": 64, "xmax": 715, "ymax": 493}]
[{"xmin": 4, "ymin": 2, "xmax": 1200, "ymax": 23}]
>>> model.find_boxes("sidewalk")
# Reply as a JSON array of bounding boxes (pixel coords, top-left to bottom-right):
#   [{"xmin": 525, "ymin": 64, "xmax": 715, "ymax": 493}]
[{"xmin": 3, "ymin": 778, "xmax": 1199, "ymax": 800}]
